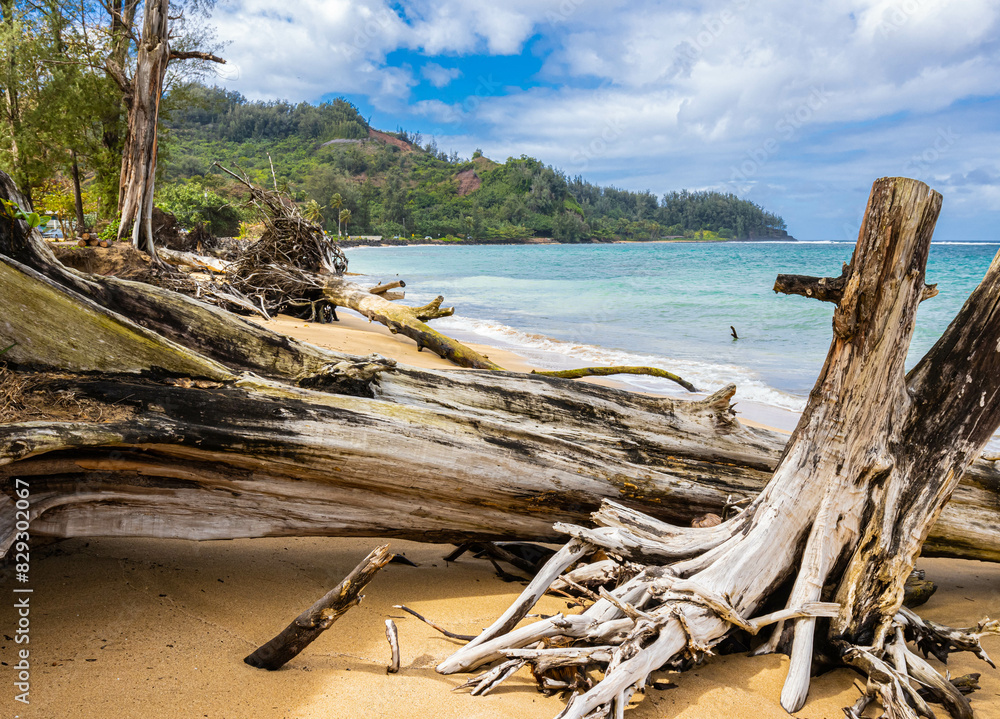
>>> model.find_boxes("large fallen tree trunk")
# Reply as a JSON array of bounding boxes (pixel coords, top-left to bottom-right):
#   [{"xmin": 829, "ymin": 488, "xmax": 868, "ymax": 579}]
[
  {"xmin": 0, "ymin": 172, "xmax": 997, "ymax": 566},
  {"xmin": 439, "ymin": 177, "xmax": 1000, "ymax": 719}
]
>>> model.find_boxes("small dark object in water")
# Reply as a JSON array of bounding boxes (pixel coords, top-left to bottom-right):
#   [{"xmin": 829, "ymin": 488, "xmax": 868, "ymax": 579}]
[{"xmin": 730, "ymin": 325, "xmax": 739, "ymax": 340}]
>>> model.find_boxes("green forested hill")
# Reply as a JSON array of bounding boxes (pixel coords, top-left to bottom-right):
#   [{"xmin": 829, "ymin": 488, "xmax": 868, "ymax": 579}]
[{"xmin": 158, "ymin": 84, "xmax": 791, "ymax": 242}]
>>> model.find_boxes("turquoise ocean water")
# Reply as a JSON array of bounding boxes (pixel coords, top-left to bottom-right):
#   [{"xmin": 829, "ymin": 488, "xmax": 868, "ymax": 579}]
[{"xmin": 345, "ymin": 241, "xmax": 999, "ymax": 437}]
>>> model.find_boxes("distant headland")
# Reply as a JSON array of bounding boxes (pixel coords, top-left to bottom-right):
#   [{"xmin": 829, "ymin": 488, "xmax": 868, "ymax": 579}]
[{"xmin": 159, "ymin": 85, "xmax": 793, "ymax": 246}]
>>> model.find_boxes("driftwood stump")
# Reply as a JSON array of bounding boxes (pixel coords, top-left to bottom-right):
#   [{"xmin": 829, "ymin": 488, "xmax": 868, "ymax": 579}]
[{"xmin": 437, "ymin": 177, "xmax": 1000, "ymax": 719}]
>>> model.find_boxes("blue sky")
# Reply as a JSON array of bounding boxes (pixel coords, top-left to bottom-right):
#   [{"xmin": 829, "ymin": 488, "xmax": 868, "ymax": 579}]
[{"xmin": 210, "ymin": 0, "xmax": 1000, "ymax": 240}]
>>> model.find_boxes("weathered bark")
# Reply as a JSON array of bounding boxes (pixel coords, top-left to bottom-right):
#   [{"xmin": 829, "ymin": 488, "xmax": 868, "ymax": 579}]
[
  {"xmin": 0, "ymin": 171, "xmax": 998, "ymax": 570},
  {"xmin": 244, "ymin": 544, "xmax": 392, "ymax": 670},
  {"xmin": 3, "ymin": 172, "xmax": 1000, "ymax": 713},
  {"xmin": 438, "ymin": 178, "xmax": 1000, "ymax": 719},
  {"xmin": 775, "ymin": 262, "xmax": 939, "ymax": 304}
]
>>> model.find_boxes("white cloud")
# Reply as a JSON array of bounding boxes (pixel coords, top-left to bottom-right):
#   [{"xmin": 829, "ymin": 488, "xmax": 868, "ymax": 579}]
[{"xmin": 421, "ymin": 62, "xmax": 462, "ymax": 88}]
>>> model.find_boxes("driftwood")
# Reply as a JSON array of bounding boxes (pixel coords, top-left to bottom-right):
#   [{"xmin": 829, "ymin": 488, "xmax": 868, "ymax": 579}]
[
  {"xmin": 0, "ymin": 169, "xmax": 997, "ymax": 567},
  {"xmin": 532, "ymin": 366, "xmax": 697, "ymax": 392},
  {"xmin": 385, "ymin": 619, "xmax": 401, "ymax": 674},
  {"xmin": 323, "ymin": 279, "xmax": 502, "ymax": 369},
  {"xmin": 369, "ymin": 280, "xmax": 406, "ymax": 295},
  {"xmin": 395, "ymin": 605, "xmax": 477, "ymax": 642},
  {"xmin": 2, "ymin": 172, "xmax": 1000, "ymax": 717},
  {"xmin": 437, "ymin": 177, "xmax": 1000, "ymax": 719},
  {"xmin": 775, "ymin": 261, "xmax": 940, "ymax": 303},
  {"xmin": 244, "ymin": 544, "xmax": 392, "ymax": 670},
  {"xmin": 158, "ymin": 247, "xmax": 229, "ymax": 273}
]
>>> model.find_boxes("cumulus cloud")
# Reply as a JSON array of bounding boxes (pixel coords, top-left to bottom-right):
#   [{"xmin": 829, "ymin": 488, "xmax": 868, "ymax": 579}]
[{"xmin": 421, "ymin": 63, "xmax": 462, "ymax": 88}]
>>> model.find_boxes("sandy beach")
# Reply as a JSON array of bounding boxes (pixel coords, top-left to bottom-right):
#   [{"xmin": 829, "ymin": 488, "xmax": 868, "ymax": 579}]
[{"xmin": 4, "ymin": 309, "xmax": 998, "ymax": 719}]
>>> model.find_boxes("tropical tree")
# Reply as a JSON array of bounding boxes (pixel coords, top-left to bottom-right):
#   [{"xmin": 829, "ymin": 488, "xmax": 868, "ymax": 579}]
[
  {"xmin": 303, "ymin": 198, "xmax": 323, "ymax": 224},
  {"xmin": 339, "ymin": 207, "xmax": 350, "ymax": 236},
  {"xmin": 0, "ymin": 0, "xmax": 32, "ymax": 200},
  {"xmin": 329, "ymin": 192, "xmax": 342, "ymax": 236}
]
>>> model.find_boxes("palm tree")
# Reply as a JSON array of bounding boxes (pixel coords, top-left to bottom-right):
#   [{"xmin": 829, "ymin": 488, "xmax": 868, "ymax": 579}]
[
  {"xmin": 303, "ymin": 199, "xmax": 324, "ymax": 225},
  {"xmin": 330, "ymin": 193, "xmax": 343, "ymax": 236},
  {"xmin": 339, "ymin": 208, "xmax": 352, "ymax": 236}
]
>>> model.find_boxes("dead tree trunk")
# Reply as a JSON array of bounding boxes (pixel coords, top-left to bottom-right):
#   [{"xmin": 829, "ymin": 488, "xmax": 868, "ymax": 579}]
[
  {"xmin": 0, "ymin": 172, "xmax": 998, "ymax": 571},
  {"xmin": 115, "ymin": 0, "xmax": 169, "ymax": 254},
  {"xmin": 437, "ymin": 178, "xmax": 1000, "ymax": 719},
  {"xmin": 322, "ymin": 278, "xmax": 502, "ymax": 369},
  {"xmin": 107, "ymin": 1, "xmax": 224, "ymax": 254}
]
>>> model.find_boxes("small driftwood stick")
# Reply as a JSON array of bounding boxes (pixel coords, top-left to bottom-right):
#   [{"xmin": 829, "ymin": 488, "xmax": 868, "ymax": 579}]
[
  {"xmin": 244, "ymin": 544, "xmax": 393, "ymax": 670},
  {"xmin": 370, "ymin": 280, "xmax": 406, "ymax": 295},
  {"xmin": 532, "ymin": 366, "xmax": 697, "ymax": 392},
  {"xmin": 394, "ymin": 605, "xmax": 477, "ymax": 641},
  {"xmin": 385, "ymin": 619, "xmax": 400, "ymax": 673}
]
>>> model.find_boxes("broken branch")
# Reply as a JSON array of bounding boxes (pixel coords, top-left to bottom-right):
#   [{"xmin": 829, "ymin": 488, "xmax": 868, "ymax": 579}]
[
  {"xmin": 244, "ymin": 544, "xmax": 392, "ymax": 670},
  {"xmin": 532, "ymin": 366, "xmax": 697, "ymax": 392}
]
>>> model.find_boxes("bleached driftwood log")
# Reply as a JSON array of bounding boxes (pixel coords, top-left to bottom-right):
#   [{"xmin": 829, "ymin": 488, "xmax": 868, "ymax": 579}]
[
  {"xmin": 0, "ymin": 171, "xmax": 998, "ymax": 567},
  {"xmin": 438, "ymin": 177, "xmax": 1000, "ymax": 719}
]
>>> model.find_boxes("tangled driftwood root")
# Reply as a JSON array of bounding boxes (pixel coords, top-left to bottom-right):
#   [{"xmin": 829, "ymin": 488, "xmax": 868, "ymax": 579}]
[
  {"xmin": 209, "ymin": 164, "xmax": 347, "ymax": 319},
  {"xmin": 434, "ymin": 178, "xmax": 1000, "ymax": 719},
  {"xmin": 438, "ymin": 507, "xmax": 999, "ymax": 719}
]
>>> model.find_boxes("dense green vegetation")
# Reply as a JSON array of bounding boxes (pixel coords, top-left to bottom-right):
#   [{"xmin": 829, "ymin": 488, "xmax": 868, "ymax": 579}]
[{"xmin": 158, "ymin": 85, "xmax": 790, "ymax": 241}]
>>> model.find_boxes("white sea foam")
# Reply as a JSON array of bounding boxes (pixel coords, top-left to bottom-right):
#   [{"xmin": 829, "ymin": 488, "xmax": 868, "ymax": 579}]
[{"xmin": 435, "ymin": 315, "xmax": 809, "ymax": 412}]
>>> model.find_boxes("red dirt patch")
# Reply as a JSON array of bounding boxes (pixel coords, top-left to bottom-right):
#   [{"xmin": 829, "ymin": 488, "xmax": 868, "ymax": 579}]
[
  {"xmin": 368, "ymin": 128, "xmax": 413, "ymax": 152},
  {"xmin": 455, "ymin": 169, "xmax": 482, "ymax": 196}
]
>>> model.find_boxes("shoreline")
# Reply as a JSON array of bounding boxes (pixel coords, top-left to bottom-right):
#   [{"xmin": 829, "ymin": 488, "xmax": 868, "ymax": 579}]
[{"xmin": 341, "ymin": 236, "xmax": 798, "ymax": 249}]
